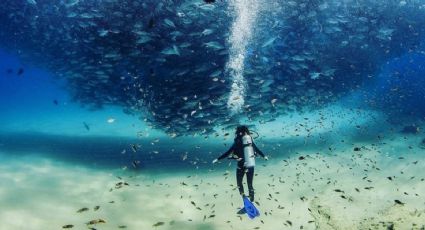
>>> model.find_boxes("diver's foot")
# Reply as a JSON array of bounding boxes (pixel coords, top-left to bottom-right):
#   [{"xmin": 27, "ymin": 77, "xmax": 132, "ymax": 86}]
[
  {"xmin": 249, "ymin": 192, "xmax": 254, "ymax": 202},
  {"xmin": 237, "ymin": 207, "xmax": 246, "ymax": 214}
]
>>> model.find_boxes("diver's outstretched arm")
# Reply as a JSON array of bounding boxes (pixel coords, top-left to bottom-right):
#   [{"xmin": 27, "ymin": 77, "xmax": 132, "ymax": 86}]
[{"xmin": 212, "ymin": 143, "xmax": 235, "ymax": 163}]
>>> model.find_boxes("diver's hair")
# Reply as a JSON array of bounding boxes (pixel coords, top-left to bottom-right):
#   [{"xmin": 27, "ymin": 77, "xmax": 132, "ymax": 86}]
[{"xmin": 235, "ymin": 125, "xmax": 250, "ymax": 136}]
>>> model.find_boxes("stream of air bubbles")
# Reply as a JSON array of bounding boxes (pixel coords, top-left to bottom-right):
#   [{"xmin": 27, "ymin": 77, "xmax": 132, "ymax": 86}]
[{"xmin": 226, "ymin": 0, "xmax": 259, "ymax": 114}]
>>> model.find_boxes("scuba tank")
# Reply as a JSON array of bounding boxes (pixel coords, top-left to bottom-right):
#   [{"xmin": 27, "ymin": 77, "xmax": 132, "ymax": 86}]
[{"xmin": 242, "ymin": 134, "xmax": 255, "ymax": 168}]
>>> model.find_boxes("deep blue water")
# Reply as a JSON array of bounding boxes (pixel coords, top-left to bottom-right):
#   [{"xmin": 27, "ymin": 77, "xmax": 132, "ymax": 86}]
[{"xmin": 2, "ymin": 2, "xmax": 425, "ymax": 229}]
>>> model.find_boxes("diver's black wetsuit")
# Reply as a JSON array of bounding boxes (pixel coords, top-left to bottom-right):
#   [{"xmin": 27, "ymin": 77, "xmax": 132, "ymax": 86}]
[{"xmin": 217, "ymin": 137, "xmax": 265, "ymax": 201}]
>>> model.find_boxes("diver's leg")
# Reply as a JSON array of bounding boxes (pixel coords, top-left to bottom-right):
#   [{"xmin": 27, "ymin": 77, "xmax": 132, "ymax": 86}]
[
  {"xmin": 236, "ymin": 167, "xmax": 247, "ymax": 214},
  {"xmin": 236, "ymin": 167, "xmax": 245, "ymax": 196},
  {"xmin": 247, "ymin": 167, "xmax": 255, "ymax": 201}
]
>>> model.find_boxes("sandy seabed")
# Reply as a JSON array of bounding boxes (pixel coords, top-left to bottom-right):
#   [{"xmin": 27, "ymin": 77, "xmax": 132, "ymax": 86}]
[{"xmin": 0, "ymin": 129, "xmax": 424, "ymax": 230}]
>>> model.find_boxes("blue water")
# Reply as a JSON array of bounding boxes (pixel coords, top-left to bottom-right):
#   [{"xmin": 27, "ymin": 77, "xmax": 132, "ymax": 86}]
[{"xmin": 1, "ymin": 1, "xmax": 425, "ymax": 229}]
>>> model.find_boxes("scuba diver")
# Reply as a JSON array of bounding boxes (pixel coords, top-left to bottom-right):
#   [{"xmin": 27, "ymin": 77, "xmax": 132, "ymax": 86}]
[{"xmin": 212, "ymin": 125, "xmax": 268, "ymax": 206}]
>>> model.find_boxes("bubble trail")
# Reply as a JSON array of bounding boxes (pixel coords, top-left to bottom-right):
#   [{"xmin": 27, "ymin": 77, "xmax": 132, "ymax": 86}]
[{"xmin": 226, "ymin": 0, "xmax": 259, "ymax": 114}]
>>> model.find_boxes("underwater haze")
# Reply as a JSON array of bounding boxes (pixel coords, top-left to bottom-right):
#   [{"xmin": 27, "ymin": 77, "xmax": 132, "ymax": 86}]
[{"xmin": 1, "ymin": 0, "xmax": 425, "ymax": 229}]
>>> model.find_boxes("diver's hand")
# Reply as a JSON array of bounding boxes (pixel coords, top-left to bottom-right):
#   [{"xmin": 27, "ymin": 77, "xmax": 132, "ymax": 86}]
[
  {"xmin": 212, "ymin": 159, "xmax": 218, "ymax": 164},
  {"xmin": 264, "ymin": 156, "xmax": 269, "ymax": 161}
]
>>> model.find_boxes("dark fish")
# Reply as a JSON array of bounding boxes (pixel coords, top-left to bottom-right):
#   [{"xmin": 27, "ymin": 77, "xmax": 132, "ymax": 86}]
[
  {"xmin": 62, "ymin": 225, "xmax": 74, "ymax": 229},
  {"xmin": 130, "ymin": 144, "xmax": 138, "ymax": 152},
  {"xmin": 83, "ymin": 122, "xmax": 90, "ymax": 131},
  {"xmin": 86, "ymin": 219, "xmax": 106, "ymax": 225},
  {"xmin": 77, "ymin": 207, "xmax": 89, "ymax": 213},
  {"xmin": 94, "ymin": 206, "xmax": 100, "ymax": 211},
  {"xmin": 148, "ymin": 17, "xmax": 155, "ymax": 29},
  {"xmin": 298, "ymin": 156, "xmax": 305, "ymax": 160},
  {"xmin": 394, "ymin": 200, "xmax": 404, "ymax": 205},
  {"xmin": 53, "ymin": 99, "xmax": 59, "ymax": 105},
  {"xmin": 204, "ymin": 0, "xmax": 215, "ymax": 3},
  {"xmin": 153, "ymin": 222, "xmax": 164, "ymax": 227},
  {"xmin": 132, "ymin": 160, "xmax": 140, "ymax": 168},
  {"xmin": 115, "ymin": 182, "xmax": 124, "ymax": 188},
  {"xmin": 17, "ymin": 68, "xmax": 24, "ymax": 75}
]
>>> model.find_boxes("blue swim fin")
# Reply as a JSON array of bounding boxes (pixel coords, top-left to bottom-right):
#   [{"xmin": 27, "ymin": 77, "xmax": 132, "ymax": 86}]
[{"xmin": 243, "ymin": 196, "xmax": 260, "ymax": 219}]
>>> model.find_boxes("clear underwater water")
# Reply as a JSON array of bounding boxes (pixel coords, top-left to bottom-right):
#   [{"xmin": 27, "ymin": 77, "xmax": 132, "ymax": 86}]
[{"xmin": 1, "ymin": 0, "xmax": 425, "ymax": 229}]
